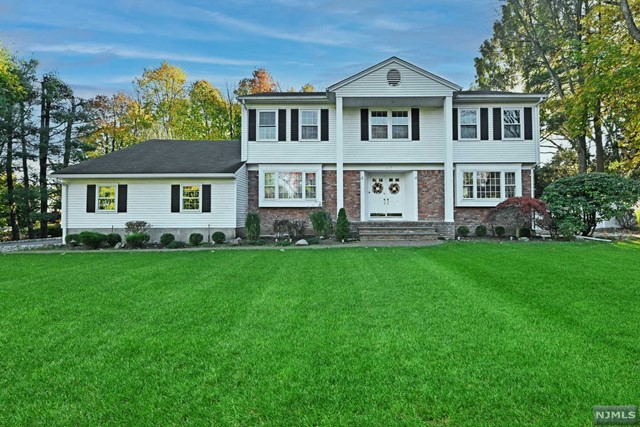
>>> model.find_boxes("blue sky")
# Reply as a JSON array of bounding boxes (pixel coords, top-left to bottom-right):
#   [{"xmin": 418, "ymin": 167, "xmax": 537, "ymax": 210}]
[{"xmin": 0, "ymin": 0, "xmax": 502, "ymax": 98}]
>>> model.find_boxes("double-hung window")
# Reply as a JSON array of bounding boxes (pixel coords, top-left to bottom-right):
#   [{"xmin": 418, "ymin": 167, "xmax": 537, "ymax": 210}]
[
  {"xmin": 260, "ymin": 167, "xmax": 321, "ymax": 207},
  {"xmin": 300, "ymin": 110, "xmax": 319, "ymax": 140},
  {"xmin": 458, "ymin": 167, "xmax": 521, "ymax": 206},
  {"xmin": 459, "ymin": 109, "xmax": 479, "ymax": 140},
  {"xmin": 182, "ymin": 185, "xmax": 200, "ymax": 211},
  {"xmin": 503, "ymin": 108, "xmax": 522, "ymax": 139},
  {"xmin": 258, "ymin": 111, "xmax": 277, "ymax": 140},
  {"xmin": 97, "ymin": 185, "xmax": 116, "ymax": 211},
  {"xmin": 370, "ymin": 110, "xmax": 410, "ymax": 140}
]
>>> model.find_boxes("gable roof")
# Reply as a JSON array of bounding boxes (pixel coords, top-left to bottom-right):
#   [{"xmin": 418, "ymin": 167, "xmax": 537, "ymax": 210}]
[
  {"xmin": 327, "ymin": 57, "xmax": 462, "ymax": 92},
  {"xmin": 52, "ymin": 139, "xmax": 243, "ymax": 177}
]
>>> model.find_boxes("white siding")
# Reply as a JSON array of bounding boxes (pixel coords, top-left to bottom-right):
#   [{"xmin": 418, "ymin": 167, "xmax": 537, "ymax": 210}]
[
  {"xmin": 453, "ymin": 141, "xmax": 538, "ymax": 163},
  {"xmin": 65, "ymin": 178, "xmax": 237, "ymax": 230},
  {"xmin": 235, "ymin": 165, "xmax": 248, "ymax": 228},
  {"xmin": 343, "ymin": 107, "xmax": 445, "ymax": 163},
  {"xmin": 334, "ymin": 62, "xmax": 454, "ymax": 98},
  {"xmin": 246, "ymin": 104, "xmax": 337, "ymax": 164}
]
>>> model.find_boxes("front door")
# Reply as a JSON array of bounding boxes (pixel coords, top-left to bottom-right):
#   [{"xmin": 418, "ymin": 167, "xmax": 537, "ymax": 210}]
[{"xmin": 369, "ymin": 175, "xmax": 404, "ymax": 219}]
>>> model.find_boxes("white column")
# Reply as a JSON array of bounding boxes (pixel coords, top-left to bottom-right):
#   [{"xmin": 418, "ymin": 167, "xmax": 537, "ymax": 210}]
[
  {"xmin": 61, "ymin": 182, "xmax": 68, "ymax": 242},
  {"xmin": 444, "ymin": 96, "xmax": 454, "ymax": 222},
  {"xmin": 336, "ymin": 96, "xmax": 344, "ymax": 212}
]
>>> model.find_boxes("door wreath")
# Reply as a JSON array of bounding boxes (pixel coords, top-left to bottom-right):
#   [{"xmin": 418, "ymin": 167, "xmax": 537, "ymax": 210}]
[
  {"xmin": 389, "ymin": 182, "xmax": 400, "ymax": 194},
  {"xmin": 372, "ymin": 181, "xmax": 384, "ymax": 194}
]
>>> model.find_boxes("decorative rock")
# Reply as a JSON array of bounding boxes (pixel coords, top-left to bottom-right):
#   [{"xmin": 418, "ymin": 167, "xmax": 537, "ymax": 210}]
[
  {"xmin": 230, "ymin": 238, "xmax": 241, "ymax": 246},
  {"xmin": 114, "ymin": 242, "xmax": 124, "ymax": 249},
  {"xmin": 295, "ymin": 239, "xmax": 309, "ymax": 246},
  {"xmin": 519, "ymin": 237, "xmax": 529, "ymax": 242}
]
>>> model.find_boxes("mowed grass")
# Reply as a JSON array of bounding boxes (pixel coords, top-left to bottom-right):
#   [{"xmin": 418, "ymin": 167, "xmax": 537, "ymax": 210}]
[{"xmin": 0, "ymin": 243, "xmax": 639, "ymax": 426}]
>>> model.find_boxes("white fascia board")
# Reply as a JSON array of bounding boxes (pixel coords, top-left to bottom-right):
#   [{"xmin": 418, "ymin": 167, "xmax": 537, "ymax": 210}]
[
  {"xmin": 53, "ymin": 173, "xmax": 236, "ymax": 179},
  {"xmin": 454, "ymin": 94, "xmax": 547, "ymax": 103}
]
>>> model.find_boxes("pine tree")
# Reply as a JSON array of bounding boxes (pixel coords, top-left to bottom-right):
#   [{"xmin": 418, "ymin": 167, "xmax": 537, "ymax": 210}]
[{"xmin": 335, "ymin": 208, "xmax": 350, "ymax": 242}]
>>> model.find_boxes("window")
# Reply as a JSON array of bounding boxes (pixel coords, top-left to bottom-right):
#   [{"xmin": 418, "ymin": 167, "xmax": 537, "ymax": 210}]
[
  {"xmin": 260, "ymin": 168, "xmax": 322, "ymax": 207},
  {"xmin": 392, "ymin": 111, "xmax": 409, "ymax": 138},
  {"xmin": 371, "ymin": 111, "xmax": 388, "ymax": 139},
  {"xmin": 459, "ymin": 109, "xmax": 479, "ymax": 139},
  {"xmin": 300, "ymin": 110, "xmax": 319, "ymax": 140},
  {"xmin": 258, "ymin": 111, "xmax": 276, "ymax": 140},
  {"xmin": 505, "ymin": 172, "xmax": 516, "ymax": 198},
  {"xmin": 370, "ymin": 110, "xmax": 410, "ymax": 140},
  {"xmin": 503, "ymin": 108, "xmax": 522, "ymax": 139},
  {"xmin": 97, "ymin": 185, "xmax": 116, "ymax": 211},
  {"xmin": 182, "ymin": 185, "xmax": 200, "ymax": 211},
  {"xmin": 458, "ymin": 168, "xmax": 521, "ymax": 206}
]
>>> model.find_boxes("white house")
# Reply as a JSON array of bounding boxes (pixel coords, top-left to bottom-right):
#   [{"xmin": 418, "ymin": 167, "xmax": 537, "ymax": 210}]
[{"xmin": 54, "ymin": 57, "xmax": 545, "ymax": 241}]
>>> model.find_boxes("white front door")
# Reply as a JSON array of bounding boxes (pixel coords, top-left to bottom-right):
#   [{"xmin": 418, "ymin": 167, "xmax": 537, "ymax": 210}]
[{"xmin": 368, "ymin": 175, "xmax": 404, "ymax": 219}]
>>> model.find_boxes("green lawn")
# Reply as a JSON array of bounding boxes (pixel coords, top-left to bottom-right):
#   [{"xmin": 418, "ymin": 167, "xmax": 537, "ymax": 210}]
[{"xmin": 1, "ymin": 242, "xmax": 639, "ymax": 426}]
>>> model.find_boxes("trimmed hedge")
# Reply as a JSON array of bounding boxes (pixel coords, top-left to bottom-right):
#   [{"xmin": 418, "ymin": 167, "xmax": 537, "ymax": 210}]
[
  {"xmin": 106, "ymin": 233, "xmax": 122, "ymax": 248},
  {"xmin": 212, "ymin": 231, "xmax": 226, "ymax": 244},
  {"xmin": 189, "ymin": 233, "xmax": 204, "ymax": 246},
  {"xmin": 160, "ymin": 233, "xmax": 176, "ymax": 246},
  {"xmin": 245, "ymin": 213, "xmax": 261, "ymax": 241},
  {"xmin": 79, "ymin": 232, "xmax": 108, "ymax": 249},
  {"xmin": 475, "ymin": 225, "xmax": 487, "ymax": 237},
  {"xmin": 457, "ymin": 226, "xmax": 470, "ymax": 237},
  {"xmin": 126, "ymin": 232, "xmax": 149, "ymax": 249}
]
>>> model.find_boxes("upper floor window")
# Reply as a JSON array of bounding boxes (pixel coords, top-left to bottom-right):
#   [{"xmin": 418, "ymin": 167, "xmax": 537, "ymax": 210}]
[
  {"xmin": 300, "ymin": 110, "xmax": 319, "ymax": 140},
  {"xmin": 182, "ymin": 185, "xmax": 201, "ymax": 211},
  {"xmin": 258, "ymin": 111, "xmax": 277, "ymax": 140},
  {"xmin": 97, "ymin": 185, "xmax": 116, "ymax": 211},
  {"xmin": 503, "ymin": 108, "xmax": 522, "ymax": 139},
  {"xmin": 459, "ymin": 109, "xmax": 479, "ymax": 140},
  {"xmin": 370, "ymin": 110, "xmax": 410, "ymax": 140}
]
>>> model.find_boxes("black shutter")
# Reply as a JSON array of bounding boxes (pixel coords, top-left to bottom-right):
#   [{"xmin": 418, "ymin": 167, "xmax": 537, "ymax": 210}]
[
  {"xmin": 360, "ymin": 109, "xmax": 369, "ymax": 141},
  {"xmin": 248, "ymin": 109, "xmax": 256, "ymax": 141},
  {"xmin": 452, "ymin": 108, "xmax": 458, "ymax": 141},
  {"xmin": 86, "ymin": 185, "xmax": 96, "ymax": 213},
  {"xmin": 202, "ymin": 185, "xmax": 211, "ymax": 213},
  {"xmin": 480, "ymin": 108, "xmax": 489, "ymax": 140},
  {"xmin": 493, "ymin": 108, "xmax": 502, "ymax": 140},
  {"xmin": 321, "ymin": 109, "xmax": 329, "ymax": 141},
  {"xmin": 524, "ymin": 107, "xmax": 533, "ymax": 140},
  {"xmin": 117, "ymin": 185, "xmax": 127, "ymax": 213},
  {"xmin": 411, "ymin": 108, "xmax": 420, "ymax": 141},
  {"xmin": 290, "ymin": 109, "xmax": 299, "ymax": 141},
  {"xmin": 171, "ymin": 184, "xmax": 180, "ymax": 213},
  {"xmin": 278, "ymin": 109, "xmax": 286, "ymax": 141}
]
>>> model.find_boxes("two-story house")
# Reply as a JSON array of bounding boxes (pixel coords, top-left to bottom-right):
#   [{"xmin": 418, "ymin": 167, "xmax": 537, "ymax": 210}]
[{"xmin": 53, "ymin": 57, "xmax": 544, "ymax": 241}]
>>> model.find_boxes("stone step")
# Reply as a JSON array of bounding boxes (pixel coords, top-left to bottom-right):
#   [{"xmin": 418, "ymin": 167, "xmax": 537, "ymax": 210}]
[
  {"xmin": 358, "ymin": 226, "xmax": 437, "ymax": 234},
  {"xmin": 359, "ymin": 232, "xmax": 439, "ymax": 241}
]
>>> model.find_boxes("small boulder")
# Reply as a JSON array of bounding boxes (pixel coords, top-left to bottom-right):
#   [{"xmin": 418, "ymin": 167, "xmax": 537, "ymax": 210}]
[
  {"xmin": 114, "ymin": 242, "xmax": 124, "ymax": 249},
  {"xmin": 295, "ymin": 239, "xmax": 309, "ymax": 246},
  {"xmin": 519, "ymin": 237, "xmax": 530, "ymax": 242},
  {"xmin": 230, "ymin": 238, "xmax": 241, "ymax": 246}
]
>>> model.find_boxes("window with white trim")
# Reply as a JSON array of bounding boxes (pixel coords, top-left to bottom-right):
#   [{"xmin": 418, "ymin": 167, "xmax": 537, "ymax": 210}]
[
  {"xmin": 503, "ymin": 108, "xmax": 522, "ymax": 139},
  {"xmin": 458, "ymin": 169, "xmax": 521, "ymax": 205},
  {"xmin": 182, "ymin": 185, "xmax": 200, "ymax": 211},
  {"xmin": 300, "ymin": 110, "xmax": 319, "ymax": 140},
  {"xmin": 459, "ymin": 109, "xmax": 479, "ymax": 139},
  {"xmin": 260, "ymin": 168, "xmax": 322, "ymax": 207},
  {"xmin": 258, "ymin": 110, "xmax": 276, "ymax": 140},
  {"xmin": 371, "ymin": 110, "xmax": 410, "ymax": 140},
  {"xmin": 97, "ymin": 185, "xmax": 116, "ymax": 211}
]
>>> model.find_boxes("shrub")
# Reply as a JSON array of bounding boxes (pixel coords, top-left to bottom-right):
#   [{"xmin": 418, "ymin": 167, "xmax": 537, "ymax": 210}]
[
  {"xmin": 65, "ymin": 233, "xmax": 81, "ymax": 246},
  {"xmin": 275, "ymin": 240, "xmax": 292, "ymax": 247},
  {"xmin": 48, "ymin": 224, "xmax": 62, "ymax": 237},
  {"xmin": 79, "ymin": 231, "xmax": 108, "ymax": 249},
  {"xmin": 124, "ymin": 221, "xmax": 151, "ymax": 234},
  {"xmin": 245, "ymin": 213, "xmax": 261, "ymax": 240},
  {"xmin": 126, "ymin": 232, "xmax": 149, "ymax": 249},
  {"xmin": 542, "ymin": 173, "xmax": 640, "ymax": 236},
  {"xmin": 189, "ymin": 233, "xmax": 204, "ymax": 246},
  {"xmin": 486, "ymin": 197, "xmax": 549, "ymax": 238},
  {"xmin": 519, "ymin": 227, "xmax": 531, "ymax": 238},
  {"xmin": 160, "ymin": 233, "xmax": 175, "ymax": 246},
  {"xmin": 306, "ymin": 236, "xmax": 320, "ymax": 245},
  {"xmin": 247, "ymin": 239, "xmax": 266, "ymax": 246},
  {"xmin": 494, "ymin": 226, "xmax": 506, "ymax": 237},
  {"xmin": 273, "ymin": 219, "xmax": 306, "ymax": 238},
  {"xmin": 309, "ymin": 210, "xmax": 333, "ymax": 238},
  {"xmin": 166, "ymin": 240, "xmax": 186, "ymax": 249},
  {"xmin": 106, "ymin": 233, "xmax": 122, "ymax": 248},
  {"xmin": 335, "ymin": 208, "xmax": 350, "ymax": 242},
  {"xmin": 457, "ymin": 225, "xmax": 470, "ymax": 237},
  {"xmin": 212, "ymin": 231, "xmax": 226, "ymax": 244},
  {"xmin": 615, "ymin": 209, "xmax": 638, "ymax": 230},
  {"xmin": 475, "ymin": 225, "xmax": 487, "ymax": 237},
  {"xmin": 558, "ymin": 221, "xmax": 579, "ymax": 240}
]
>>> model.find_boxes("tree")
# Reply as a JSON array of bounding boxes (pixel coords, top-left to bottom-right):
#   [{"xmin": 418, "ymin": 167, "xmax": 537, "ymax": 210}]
[
  {"xmin": 542, "ymin": 173, "xmax": 640, "ymax": 236},
  {"xmin": 619, "ymin": 0, "xmax": 640, "ymax": 42},
  {"xmin": 335, "ymin": 208, "xmax": 350, "ymax": 242},
  {"xmin": 486, "ymin": 197, "xmax": 549, "ymax": 237},
  {"xmin": 235, "ymin": 68, "xmax": 278, "ymax": 96},
  {"xmin": 534, "ymin": 148, "xmax": 578, "ymax": 197}
]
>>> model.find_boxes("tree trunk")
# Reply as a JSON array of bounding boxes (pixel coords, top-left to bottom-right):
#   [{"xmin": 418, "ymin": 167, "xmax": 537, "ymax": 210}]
[
  {"xmin": 38, "ymin": 79, "xmax": 51, "ymax": 238},
  {"xmin": 4, "ymin": 121, "xmax": 20, "ymax": 240},
  {"xmin": 620, "ymin": 0, "xmax": 640, "ymax": 42},
  {"xmin": 576, "ymin": 134, "xmax": 589, "ymax": 173},
  {"xmin": 19, "ymin": 102, "xmax": 34, "ymax": 239},
  {"xmin": 63, "ymin": 96, "xmax": 75, "ymax": 168},
  {"xmin": 593, "ymin": 99, "xmax": 605, "ymax": 172}
]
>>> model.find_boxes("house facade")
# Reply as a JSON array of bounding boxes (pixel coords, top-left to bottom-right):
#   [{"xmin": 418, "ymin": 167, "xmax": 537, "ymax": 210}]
[{"xmin": 54, "ymin": 57, "xmax": 544, "ymax": 241}]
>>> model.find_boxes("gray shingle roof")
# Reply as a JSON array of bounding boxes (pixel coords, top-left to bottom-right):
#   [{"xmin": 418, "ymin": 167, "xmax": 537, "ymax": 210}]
[
  {"xmin": 456, "ymin": 90, "xmax": 531, "ymax": 95},
  {"xmin": 53, "ymin": 139, "xmax": 243, "ymax": 175},
  {"xmin": 239, "ymin": 92, "xmax": 327, "ymax": 97}
]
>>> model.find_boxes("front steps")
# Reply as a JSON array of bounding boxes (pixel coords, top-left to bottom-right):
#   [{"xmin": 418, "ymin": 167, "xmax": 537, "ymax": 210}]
[{"xmin": 356, "ymin": 221, "xmax": 441, "ymax": 241}]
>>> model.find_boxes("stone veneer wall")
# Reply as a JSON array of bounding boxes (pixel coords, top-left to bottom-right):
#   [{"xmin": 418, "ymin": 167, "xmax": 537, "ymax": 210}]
[
  {"xmin": 247, "ymin": 171, "xmax": 337, "ymax": 230},
  {"xmin": 343, "ymin": 171, "xmax": 361, "ymax": 221},
  {"xmin": 417, "ymin": 170, "xmax": 445, "ymax": 221}
]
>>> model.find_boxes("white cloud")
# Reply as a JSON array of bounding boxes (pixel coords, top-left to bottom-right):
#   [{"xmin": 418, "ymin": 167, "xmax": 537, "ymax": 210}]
[{"xmin": 28, "ymin": 43, "xmax": 259, "ymax": 66}]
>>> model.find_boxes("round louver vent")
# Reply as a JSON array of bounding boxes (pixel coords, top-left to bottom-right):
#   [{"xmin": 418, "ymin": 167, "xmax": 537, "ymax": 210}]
[{"xmin": 387, "ymin": 69, "xmax": 401, "ymax": 86}]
